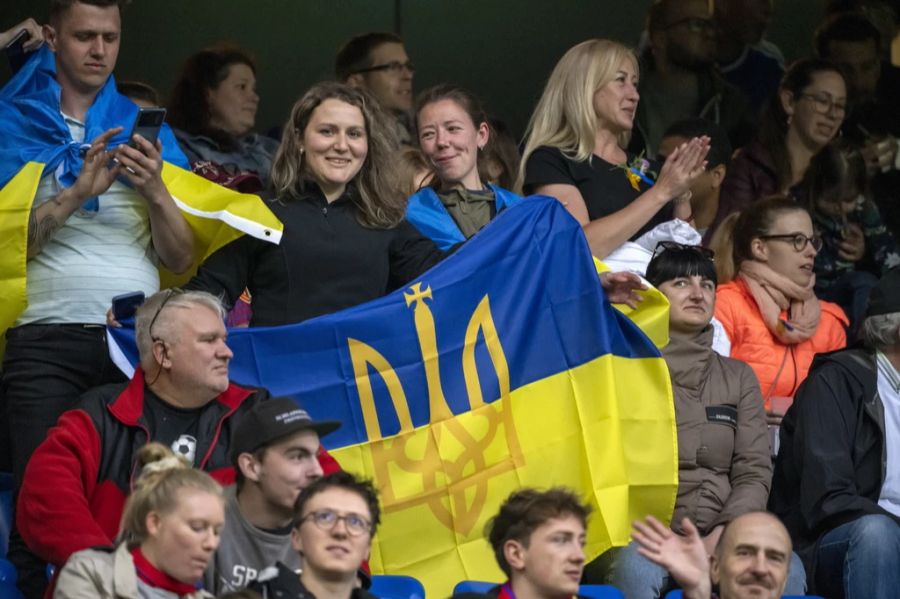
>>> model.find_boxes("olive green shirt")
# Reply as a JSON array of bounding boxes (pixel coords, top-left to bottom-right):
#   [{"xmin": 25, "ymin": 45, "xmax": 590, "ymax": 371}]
[{"xmin": 437, "ymin": 187, "xmax": 496, "ymax": 239}]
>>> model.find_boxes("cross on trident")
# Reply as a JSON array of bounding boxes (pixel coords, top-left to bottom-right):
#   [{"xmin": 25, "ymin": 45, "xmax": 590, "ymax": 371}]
[{"xmin": 347, "ymin": 281, "xmax": 524, "ymax": 535}]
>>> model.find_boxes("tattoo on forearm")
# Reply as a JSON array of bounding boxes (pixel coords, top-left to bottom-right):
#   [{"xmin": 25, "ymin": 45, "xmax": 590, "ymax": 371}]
[{"xmin": 27, "ymin": 209, "xmax": 62, "ymax": 257}]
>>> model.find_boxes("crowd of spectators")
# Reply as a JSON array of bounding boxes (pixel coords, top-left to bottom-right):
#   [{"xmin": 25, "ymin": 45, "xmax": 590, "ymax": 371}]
[{"xmin": 3, "ymin": 0, "xmax": 900, "ymax": 598}]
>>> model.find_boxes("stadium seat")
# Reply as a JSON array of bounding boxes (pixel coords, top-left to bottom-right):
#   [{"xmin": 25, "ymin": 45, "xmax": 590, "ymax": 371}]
[
  {"xmin": 0, "ymin": 557, "xmax": 24, "ymax": 599},
  {"xmin": 579, "ymin": 584, "xmax": 625, "ymax": 599},
  {"xmin": 369, "ymin": 574, "xmax": 426, "ymax": 599},
  {"xmin": 454, "ymin": 581, "xmax": 625, "ymax": 598},
  {"xmin": 664, "ymin": 592, "xmax": 822, "ymax": 598},
  {"xmin": 0, "ymin": 473, "xmax": 12, "ymax": 559},
  {"xmin": 453, "ymin": 580, "xmax": 496, "ymax": 595}
]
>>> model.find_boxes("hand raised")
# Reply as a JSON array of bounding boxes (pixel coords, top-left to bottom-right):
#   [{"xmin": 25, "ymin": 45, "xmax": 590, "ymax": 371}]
[
  {"xmin": 600, "ymin": 271, "xmax": 646, "ymax": 309},
  {"xmin": 656, "ymin": 137, "xmax": 710, "ymax": 201},
  {"xmin": 70, "ymin": 127, "xmax": 123, "ymax": 202},
  {"xmin": 633, "ymin": 516, "xmax": 710, "ymax": 594}
]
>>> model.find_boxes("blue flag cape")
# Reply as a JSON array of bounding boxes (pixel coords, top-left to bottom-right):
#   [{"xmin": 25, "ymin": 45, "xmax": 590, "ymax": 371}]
[
  {"xmin": 406, "ymin": 184, "xmax": 522, "ymax": 250},
  {"xmin": 0, "ymin": 46, "xmax": 188, "ymax": 210}
]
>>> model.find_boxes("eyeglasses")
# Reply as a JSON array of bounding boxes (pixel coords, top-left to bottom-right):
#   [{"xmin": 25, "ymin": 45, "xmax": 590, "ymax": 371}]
[
  {"xmin": 148, "ymin": 288, "xmax": 184, "ymax": 342},
  {"xmin": 653, "ymin": 241, "xmax": 715, "ymax": 261},
  {"xmin": 665, "ymin": 17, "xmax": 715, "ymax": 34},
  {"xmin": 758, "ymin": 233, "xmax": 823, "ymax": 252},
  {"xmin": 354, "ymin": 61, "xmax": 415, "ymax": 75},
  {"xmin": 297, "ymin": 509, "xmax": 372, "ymax": 536},
  {"xmin": 798, "ymin": 93, "xmax": 847, "ymax": 118}
]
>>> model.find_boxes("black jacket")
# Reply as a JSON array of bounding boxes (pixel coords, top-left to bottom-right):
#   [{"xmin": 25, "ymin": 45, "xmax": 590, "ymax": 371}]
[
  {"xmin": 768, "ymin": 347, "xmax": 898, "ymax": 572},
  {"xmin": 250, "ymin": 562, "xmax": 379, "ymax": 599},
  {"xmin": 185, "ymin": 185, "xmax": 445, "ymax": 327}
]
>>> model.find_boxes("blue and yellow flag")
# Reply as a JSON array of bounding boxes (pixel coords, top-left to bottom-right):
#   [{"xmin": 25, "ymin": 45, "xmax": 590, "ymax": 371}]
[
  {"xmin": 109, "ymin": 197, "xmax": 676, "ymax": 596},
  {"xmin": 0, "ymin": 47, "xmax": 283, "ymax": 335}
]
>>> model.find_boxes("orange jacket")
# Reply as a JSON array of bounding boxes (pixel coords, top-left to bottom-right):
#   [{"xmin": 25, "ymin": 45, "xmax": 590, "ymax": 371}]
[{"xmin": 714, "ymin": 278, "xmax": 848, "ymax": 409}]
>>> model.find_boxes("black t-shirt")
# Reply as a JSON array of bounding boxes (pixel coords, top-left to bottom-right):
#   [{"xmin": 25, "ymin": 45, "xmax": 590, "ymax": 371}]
[
  {"xmin": 523, "ymin": 145, "xmax": 672, "ymax": 240},
  {"xmin": 143, "ymin": 389, "xmax": 204, "ymax": 465}
]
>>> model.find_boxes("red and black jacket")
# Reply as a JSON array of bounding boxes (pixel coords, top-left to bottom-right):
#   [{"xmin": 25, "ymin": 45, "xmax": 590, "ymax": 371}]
[{"xmin": 17, "ymin": 368, "xmax": 338, "ymax": 567}]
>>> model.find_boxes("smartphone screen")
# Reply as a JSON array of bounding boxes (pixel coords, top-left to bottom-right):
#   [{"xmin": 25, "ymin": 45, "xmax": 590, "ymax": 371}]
[
  {"xmin": 129, "ymin": 107, "xmax": 167, "ymax": 150},
  {"xmin": 4, "ymin": 29, "xmax": 30, "ymax": 74}
]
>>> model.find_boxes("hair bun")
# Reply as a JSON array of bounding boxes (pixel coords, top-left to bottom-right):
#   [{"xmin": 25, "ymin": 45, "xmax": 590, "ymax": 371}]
[{"xmin": 135, "ymin": 442, "xmax": 190, "ymax": 479}]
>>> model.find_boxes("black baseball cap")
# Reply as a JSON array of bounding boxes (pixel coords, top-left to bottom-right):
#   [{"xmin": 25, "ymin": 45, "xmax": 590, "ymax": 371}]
[{"xmin": 231, "ymin": 397, "xmax": 341, "ymax": 463}]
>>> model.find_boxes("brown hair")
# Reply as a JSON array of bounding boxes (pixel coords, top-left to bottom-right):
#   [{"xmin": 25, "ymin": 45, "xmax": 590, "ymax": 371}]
[
  {"xmin": 486, "ymin": 487, "xmax": 591, "ymax": 577},
  {"xmin": 726, "ymin": 196, "xmax": 808, "ymax": 274},
  {"xmin": 271, "ymin": 82, "xmax": 405, "ymax": 229}
]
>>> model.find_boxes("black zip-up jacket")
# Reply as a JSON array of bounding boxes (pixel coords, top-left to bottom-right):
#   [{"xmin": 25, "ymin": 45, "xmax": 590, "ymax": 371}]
[
  {"xmin": 768, "ymin": 347, "xmax": 899, "ymax": 573},
  {"xmin": 185, "ymin": 185, "xmax": 446, "ymax": 327}
]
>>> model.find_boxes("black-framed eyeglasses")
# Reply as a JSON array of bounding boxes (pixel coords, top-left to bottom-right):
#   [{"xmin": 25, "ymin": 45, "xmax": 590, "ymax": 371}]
[
  {"xmin": 798, "ymin": 93, "xmax": 847, "ymax": 118},
  {"xmin": 665, "ymin": 17, "xmax": 715, "ymax": 34},
  {"xmin": 758, "ymin": 233, "xmax": 823, "ymax": 252},
  {"xmin": 297, "ymin": 509, "xmax": 372, "ymax": 536},
  {"xmin": 148, "ymin": 288, "xmax": 184, "ymax": 342},
  {"xmin": 354, "ymin": 61, "xmax": 415, "ymax": 75},
  {"xmin": 653, "ymin": 241, "xmax": 715, "ymax": 261}
]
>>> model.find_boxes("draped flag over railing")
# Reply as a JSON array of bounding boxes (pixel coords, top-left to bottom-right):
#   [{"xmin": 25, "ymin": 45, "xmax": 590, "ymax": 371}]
[
  {"xmin": 0, "ymin": 46, "xmax": 283, "ymax": 337},
  {"xmin": 108, "ymin": 197, "xmax": 677, "ymax": 597}
]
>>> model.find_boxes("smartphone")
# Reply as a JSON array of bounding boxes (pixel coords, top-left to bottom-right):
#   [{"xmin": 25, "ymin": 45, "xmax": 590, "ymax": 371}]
[
  {"xmin": 128, "ymin": 107, "xmax": 167, "ymax": 150},
  {"xmin": 4, "ymin": 29, "xmax": 30, "ymax": 74},
  {"xmin": 111, "ymin": 291, "xmax": 145, "ymax": 321}
]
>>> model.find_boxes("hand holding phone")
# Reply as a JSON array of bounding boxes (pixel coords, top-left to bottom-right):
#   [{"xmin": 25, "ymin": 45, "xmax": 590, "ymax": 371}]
[{"xmin": 111, "ymin": 291, "xmax": 145, "ymax": 322}]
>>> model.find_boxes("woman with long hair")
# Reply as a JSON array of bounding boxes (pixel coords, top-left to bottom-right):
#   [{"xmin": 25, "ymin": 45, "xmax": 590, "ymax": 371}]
[
  {"xmin": 169, "ymin": 45, "xmax": 277, "ymax": 193},
  {"xmin": 55, "ymin": 444, "xmax": 223, "ymax": 599},
  {"xmin": 714, "ymin": 197, "xmax": 848, "ymax": 421},
  {"xmin": 184, "ymin": 82, "xmax": 444, "ymax": 326},
  {"xmin": 519, "ymin": 39, "xmax": 709, "ymax": 259},
  {"xmin": 712, "ymin": 58, "xmax": 848, "ymax": 231},
  {"xmin": 406, "ymin": 84, "xmax": 522, "ymax": 250}
]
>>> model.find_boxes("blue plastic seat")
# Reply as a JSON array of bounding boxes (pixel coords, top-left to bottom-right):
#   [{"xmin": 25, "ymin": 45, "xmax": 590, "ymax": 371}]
[
  {"xmin": 0, "ymin": 473, "xmax": 13, "ymax": 559},
  {"xmin": 453, "ymin": 580, "xmax": 496, "ymax": 595},
  {"xmin": 369, "ymin": 575, "xmax": 426, "ymax": 599},
  {"xmin": 0, "ymin": 558, "xmax": 24, "ymax": 599},
  {"xmin": 453, "ymin": 581, "xmax": 623, "ymax": 598},
  {"xmin": 664, "ymin": 592, "xmax": 822, "ymax": 598},
  {"xmin": 578, "ymin": 584, "xmax": 625, "ymax": 599}
]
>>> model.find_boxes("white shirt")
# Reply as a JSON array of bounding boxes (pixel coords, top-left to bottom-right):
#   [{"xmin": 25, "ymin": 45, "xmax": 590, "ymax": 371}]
[
  {"xmin": 17, "ymin": 113, "xmax": 159, "ymax": 325},
  {"xmin": 876, "ymin": 350, "xmax": 900, "ymax": 517}
]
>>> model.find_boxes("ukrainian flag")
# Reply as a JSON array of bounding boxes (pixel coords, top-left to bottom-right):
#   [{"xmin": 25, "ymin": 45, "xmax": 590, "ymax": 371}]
[
  {"xmin": 0, "ymin": 46, "xmax": 282, "ymax": 336},
  {"xmin": 109, "ymin": 196, "xmax": 677, "ymax": 596}
]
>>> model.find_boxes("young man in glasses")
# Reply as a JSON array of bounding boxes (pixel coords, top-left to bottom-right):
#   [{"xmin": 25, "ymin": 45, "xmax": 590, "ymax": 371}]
[
  {"xmin": 336, "ymin": 32, "xmax": 414, "ymax": 145},
  {"xmin": 251, "ymin": 471, "xmax": 380, "ymax": 599},
  {"xmin": 206, "ymin": 397, "xmax": 341, "ymax": 594},
  {"xmin": 16, "ymin": 290, "xmax": 270, "ymax": 595},
  {"xmin": 632, "ymin": 0, "xmax": 752, "ymax": 158}
]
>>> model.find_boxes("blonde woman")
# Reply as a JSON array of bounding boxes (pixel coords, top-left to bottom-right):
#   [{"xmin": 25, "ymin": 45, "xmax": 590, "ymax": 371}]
[
  {"xmin": 54, "ymin": 444, "xmax": 224, "ymax": 599},
  {"xmin": 520, "ymin": 39, "xmax": 710, "ymax": 259}
]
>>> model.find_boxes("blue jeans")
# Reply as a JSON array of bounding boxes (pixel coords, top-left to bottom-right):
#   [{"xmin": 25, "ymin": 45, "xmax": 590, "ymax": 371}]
[
  {"xmin": 814, "ymin": 514, "xmax": 900, "ymax": 599},
  {"xmin": 588, "ymin": 541, "xmax": 807, "ymax": 599}
]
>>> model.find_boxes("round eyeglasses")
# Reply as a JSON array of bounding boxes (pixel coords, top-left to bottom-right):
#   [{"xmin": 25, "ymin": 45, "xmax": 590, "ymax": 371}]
[
  {"xmin": 297, "ymin": 509, "xmax": 372, "ymax": 536},
  {"xmin": 758, "ymin": 233, "xmax": 823, "ymax": 252}
]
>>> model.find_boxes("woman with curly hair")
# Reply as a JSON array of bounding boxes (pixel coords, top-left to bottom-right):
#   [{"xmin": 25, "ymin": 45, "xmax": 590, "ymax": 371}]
[{"xmin": 185, "ymin": 82, "xmax": 445, "ymax": 326}]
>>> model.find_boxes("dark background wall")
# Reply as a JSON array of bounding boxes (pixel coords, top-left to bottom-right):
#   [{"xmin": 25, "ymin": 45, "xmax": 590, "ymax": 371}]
[{"xmin": 3, "ymin": 1, "xmax": 832, "ymax": 138}]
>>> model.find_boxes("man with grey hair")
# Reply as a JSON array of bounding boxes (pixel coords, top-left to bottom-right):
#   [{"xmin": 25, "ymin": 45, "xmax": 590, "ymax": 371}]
[
  {"xmin": 768, "ymin": 266, "xmax": 900, "ymax": 599},
  {"xmin": 16, "ymin": 289, "xmax": 270, "ymax": 584}
]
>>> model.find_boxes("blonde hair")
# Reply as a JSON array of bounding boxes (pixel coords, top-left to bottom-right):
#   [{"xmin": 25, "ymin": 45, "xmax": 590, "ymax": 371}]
[
  {"xmin": 518, "ymin": 39, "xmax": 638, "ymax": 192},
  {"xmin": 707, "ymin": 212, "xmax": 740, "ymax": 284},
  {"xmin": 119, "ymin": 443, "xmax": 223, "ymax": 547},
  {"xmin": 271, "ymin": 82, "xmax": 406, "ymax": 229}
]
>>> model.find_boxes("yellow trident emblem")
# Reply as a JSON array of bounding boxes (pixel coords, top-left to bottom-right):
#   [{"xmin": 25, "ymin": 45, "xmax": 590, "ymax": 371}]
[{"xmin": 347, "ymin": 282, "xmax": 523, "ymax": 536}]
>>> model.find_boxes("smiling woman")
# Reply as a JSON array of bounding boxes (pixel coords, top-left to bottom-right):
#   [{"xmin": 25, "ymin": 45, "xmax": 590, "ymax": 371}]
[
  {"xmin": 518, "ymin": 39, "xmax": 709, "ymax": 259},
  {"xmin": 405, "ymin": 84, "xmax": 523, "ymax": 250},
  {"xmin": 184, "ymin": 82, "xmax": 447, "ymax": 327},
  {"xmin": 54, "ymin": 443, "xmax": 224, "ymax": 599}
]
